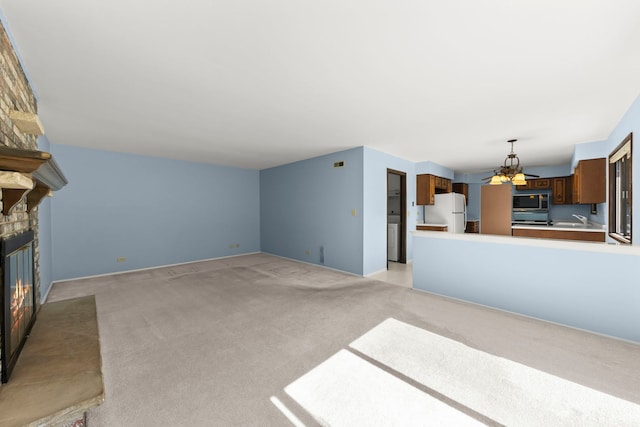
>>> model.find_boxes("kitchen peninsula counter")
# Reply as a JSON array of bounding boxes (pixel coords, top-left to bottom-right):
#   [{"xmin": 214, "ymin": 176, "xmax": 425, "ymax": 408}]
[{"xmin": 411, "ymin": 231, "xmax": 640, "ymax": 343}]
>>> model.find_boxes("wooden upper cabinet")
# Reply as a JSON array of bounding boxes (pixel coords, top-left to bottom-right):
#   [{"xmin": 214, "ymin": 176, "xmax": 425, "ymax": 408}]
[
  {"xmin": 517, "ymin": 176, "xmax": 573, "ymax": 204},
  {"xmin": 416, "ymin": 174, "xmax": 435, "ymax": 205},
  {"xmin": 417, "ymin": 174, "xmax": 451, "ymax": 205},
  {"xmin": 434, "ymin": 175, "xmax": 451, "ymax": 192},
  {"xmin": 452, "ymin": 182, "xmax": 469, "ymax": 204},
  {"xmin": 572, "ymin": 158, "xmax": 606, "ymax": 204},
  {"xmin": 552, "ymin": 176, "xmax": 573, "ymax": 205},
  {"xmin": 516, "ymin": 178, "xmax": 551, "ymax": 191},
  {"xmin": 532, "ymin": 178, "xmax": 551, "ymax": 189}
]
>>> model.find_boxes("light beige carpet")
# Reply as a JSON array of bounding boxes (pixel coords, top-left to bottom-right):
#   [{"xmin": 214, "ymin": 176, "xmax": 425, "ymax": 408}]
[
  {"xmin": 45, "ymin": 253, "xmax": 640, "ymax": 426},
  {"xmin": 350, "ymin": 318, "xmax": 640, "ymax": 427},
  {"xmin": 284, "ymin": 349, "xmax": 484, "ymax": 426}
]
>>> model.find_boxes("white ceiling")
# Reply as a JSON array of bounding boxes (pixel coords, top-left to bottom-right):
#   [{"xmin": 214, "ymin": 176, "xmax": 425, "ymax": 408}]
[{"xmin": 2, "ymin": 1, "xmax": 640, "ymax": 172}]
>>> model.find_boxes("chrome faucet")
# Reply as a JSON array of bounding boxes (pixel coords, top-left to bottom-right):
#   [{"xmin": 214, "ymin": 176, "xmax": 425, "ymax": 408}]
[{"xmin": 572, "ymin": 214, "xmax": 588, "ymax": 225}]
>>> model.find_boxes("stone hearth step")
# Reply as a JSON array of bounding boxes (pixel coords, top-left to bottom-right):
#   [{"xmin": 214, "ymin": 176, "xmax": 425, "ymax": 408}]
[{"xmin": 0, "ymin": 295, "xmax": 103, "ymax": 427}]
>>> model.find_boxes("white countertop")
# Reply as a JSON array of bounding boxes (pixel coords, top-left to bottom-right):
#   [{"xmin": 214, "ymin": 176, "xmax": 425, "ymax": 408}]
[
  {"xmin": 411, "ymin": 229, "xmax": 640, "ymax": 255},
  {"xmin": 416, "ymin": 223, "xmax": 448, "ymax": 227}
]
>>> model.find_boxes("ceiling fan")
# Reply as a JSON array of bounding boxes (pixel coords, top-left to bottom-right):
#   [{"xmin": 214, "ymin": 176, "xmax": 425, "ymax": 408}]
[{"xmin": 482, "ymin": 139, "xmax": 539, "ymax": 185}]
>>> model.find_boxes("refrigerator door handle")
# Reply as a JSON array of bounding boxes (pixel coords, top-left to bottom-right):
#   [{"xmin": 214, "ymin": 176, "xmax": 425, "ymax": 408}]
[{"xmin": 463, "ymin": 195, "xmax": 468, "ymax": 232}]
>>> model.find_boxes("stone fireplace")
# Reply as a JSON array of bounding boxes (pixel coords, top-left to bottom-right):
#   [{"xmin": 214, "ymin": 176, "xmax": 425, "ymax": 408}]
[
  {"xmin": 0, "ymin": 21, "xmax": 67, "ymax": 386},
  {"xmin": 0, "ymin": 22, "xmax": 40, "ymax": 387}
]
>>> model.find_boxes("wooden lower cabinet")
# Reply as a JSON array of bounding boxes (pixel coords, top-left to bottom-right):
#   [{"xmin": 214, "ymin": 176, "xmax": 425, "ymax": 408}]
[
  {"xmin": 465, "ymin": 220, "xmax": 479, "ymax": 233},
  {"xmin": 512, "ymin": 228, "xmax": 605, "ymax": 242},
  {"xmin": 417, "ymin": 225, "xmax": 448, "ymax": 231}
]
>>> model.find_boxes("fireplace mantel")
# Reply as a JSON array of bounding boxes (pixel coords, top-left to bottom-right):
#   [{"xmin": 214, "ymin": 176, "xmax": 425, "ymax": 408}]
[{"xmin": 0, "ymin": 146, "xmax": 67, "ymax": 215}]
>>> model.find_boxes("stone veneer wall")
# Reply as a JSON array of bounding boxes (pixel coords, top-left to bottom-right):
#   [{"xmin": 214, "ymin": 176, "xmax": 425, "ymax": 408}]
[{"xmin": 0, "ymin": 21, "xmax": 42, "ymax": 383}]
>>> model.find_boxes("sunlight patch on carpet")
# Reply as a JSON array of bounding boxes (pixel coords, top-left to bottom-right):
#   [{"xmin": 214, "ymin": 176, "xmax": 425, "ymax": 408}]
[
  {"xmin": 284, "ymin": 349, "xmax": 484, "ymax": 426},
  {"xmin": 350, "ymin": 318, "xmax": 640, "ymax": 427},
  {"xmin": 270, "ymin": 396, "xmax": 306, "ymax": 427}
]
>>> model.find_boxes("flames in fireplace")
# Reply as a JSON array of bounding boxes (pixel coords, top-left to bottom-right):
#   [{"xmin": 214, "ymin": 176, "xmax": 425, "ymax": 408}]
[
  {"xmin": 1, "ymin": 230, "xmax": 36, "ymax": 383},
  {"xmin": 9, "ymin": 278, "xmax": 33, "ymax": 351}
]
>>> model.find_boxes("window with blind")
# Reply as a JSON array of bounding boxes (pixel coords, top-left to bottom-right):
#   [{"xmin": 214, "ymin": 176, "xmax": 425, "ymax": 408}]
[{"xmin": 608, "ymin": 133, "xmax": 632, "ymax": 244}]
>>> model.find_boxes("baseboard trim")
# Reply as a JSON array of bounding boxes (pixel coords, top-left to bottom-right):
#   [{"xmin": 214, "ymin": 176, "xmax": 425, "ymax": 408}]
[
  {"xmin": 412, "ymin": 287, "xmax": 639, "ymax": 346},
  {"xmin": 365, "ymin": 259, "xmax": 413, "ymax": 277},
  {"xmin": 51, "ymin": 252, "xmax": 261, "ymax": 284},
  {"xmin": 51, "ymin": 251, "xmax": 381, "ymax": 287},
  {"xmin": 40, "ymin": 281, "xmax": 54, "ymax": 304},
  {"xmin": 262, "ymin": 252, "xmax": 363, "ymax": 277}
]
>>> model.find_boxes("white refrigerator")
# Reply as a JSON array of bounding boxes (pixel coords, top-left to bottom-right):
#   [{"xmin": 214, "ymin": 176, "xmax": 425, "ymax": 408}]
[{"xmin": 423, "ymin": 193, "xmax": 467, "ymax": 233}]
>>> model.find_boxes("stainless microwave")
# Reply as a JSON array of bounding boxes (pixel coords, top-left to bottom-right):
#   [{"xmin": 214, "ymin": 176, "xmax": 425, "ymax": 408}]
[{"xmin": 513, "ymin": 193, "xmax": 549, "ymax": 211}]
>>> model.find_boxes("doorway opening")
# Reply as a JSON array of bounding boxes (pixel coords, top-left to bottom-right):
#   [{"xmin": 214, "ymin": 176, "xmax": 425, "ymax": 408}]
[{"xmin": 387, "ymin": 169, "xmax": 407, "ymax": 266}]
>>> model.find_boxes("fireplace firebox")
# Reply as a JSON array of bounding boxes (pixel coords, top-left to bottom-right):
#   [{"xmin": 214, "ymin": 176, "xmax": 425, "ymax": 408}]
[{"xmin": 0, "ymin": 230, "xmax": 36, "ymax": 383}]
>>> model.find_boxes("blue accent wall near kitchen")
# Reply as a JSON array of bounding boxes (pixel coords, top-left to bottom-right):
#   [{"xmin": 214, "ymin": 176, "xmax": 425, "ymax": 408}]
[
  {"xmin": 363, "ymin": 147, "xmax": 416, "ymax": 275},
  {"xmin": 49, "ymin": 144, "xmax": 260, "ymax": 281},
  {"xmin": 260, "ymin": 148, "xmax": 364, "ymax": 275},
  {"xmin": 415, "ymin": 161, "xmax": 454, "ymax": 179},
  {"xmin": 572, "ymin": 140, "xmax": 608, "ymax": 167},
  {"xmin": 413, "ymin": 234, "xmax": 640, "ymax": 343}
]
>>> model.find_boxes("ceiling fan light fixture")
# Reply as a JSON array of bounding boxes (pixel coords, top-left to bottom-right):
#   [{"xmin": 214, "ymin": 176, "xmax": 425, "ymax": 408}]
[
  {"xmin": 489, "ymin": 175, "xmax": 503, "ymax": 185},
  {"xmin": 511, "ymin": 173, "xmax": 527, "ymax": 186},
  {"xmin": 489, "ymin": 139, "xmax": 527, "ymax": 184}
]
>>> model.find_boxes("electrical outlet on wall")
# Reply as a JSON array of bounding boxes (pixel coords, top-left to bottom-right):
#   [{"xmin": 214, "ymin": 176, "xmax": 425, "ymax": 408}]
[{"xmin": 116, "ymin": 257, "xmax": 126, "ymax": 263}]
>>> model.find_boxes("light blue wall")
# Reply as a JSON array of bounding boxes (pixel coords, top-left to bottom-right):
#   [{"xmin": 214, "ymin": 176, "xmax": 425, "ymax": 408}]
[
  {"xmin": 413, "ymin": 234, "xmax": 640, "ymax": 343},
  {"xmin": 363, "ymin": 147, "xmax": 416, "ymax": 275},
  {"xmin": 49, "ymin": 144, "xmax": 260, "ymax": 281},
  {"xmin": 260, "ymin": 148, "xmax": 364, "ymax": 275},
  {"xmin": 548, "ymin": 203, "xmax": 590, "ymax": 220},
  {"xmin": 520, "ymin": 164, "xmax": 572, "ymax": 178},
  {"xmin": 415, "ymin": 161, "xmax": 454, "ymax": 179},
  {"xmin": 466, "ymin": 183, "xmax": 482, "ymax": 220},
  {"xmin": 37, "ymin": 136, "xmax": 53, "ymax": 300},
  {"xmin": 571, "ymin": 140, "xmax": 608, "ymax": 168}
]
